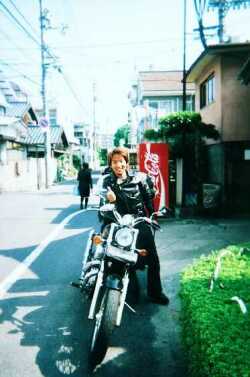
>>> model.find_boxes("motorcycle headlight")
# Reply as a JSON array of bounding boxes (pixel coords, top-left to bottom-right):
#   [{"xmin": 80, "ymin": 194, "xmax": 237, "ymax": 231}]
[{"xmin": 115, "ymin": 228, "xmax": 133, "ymax": 248}]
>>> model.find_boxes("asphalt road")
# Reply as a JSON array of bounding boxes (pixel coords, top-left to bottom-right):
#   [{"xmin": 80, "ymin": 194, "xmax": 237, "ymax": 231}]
[{"xmin": 0, "ymin": 180, "xmax": 250, "ymax": 377}]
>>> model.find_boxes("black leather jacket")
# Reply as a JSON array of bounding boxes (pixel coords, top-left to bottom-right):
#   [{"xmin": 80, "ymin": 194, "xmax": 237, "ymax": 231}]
[{"xmin": 102, "ymin": 171, "xmax": 155, "ymax": 217}]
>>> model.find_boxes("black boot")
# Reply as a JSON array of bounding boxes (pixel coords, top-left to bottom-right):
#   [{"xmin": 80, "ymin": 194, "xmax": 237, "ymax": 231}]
[{"xmin": 148, "ymin": 292, "xmax": 169, "ymax": 305}]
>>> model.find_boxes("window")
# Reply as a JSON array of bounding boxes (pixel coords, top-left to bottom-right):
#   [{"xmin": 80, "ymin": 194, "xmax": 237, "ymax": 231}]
[
  {"xmin": 200, "ymin": 74, "xmax": 215, "ymax": 109},
  {"xmin": 186, "ymin": 95, "xmax": 195, "ymax": 111},
  {"xmin": 148, "ymin": 98, "xmax": 182, "ymax": 114}
]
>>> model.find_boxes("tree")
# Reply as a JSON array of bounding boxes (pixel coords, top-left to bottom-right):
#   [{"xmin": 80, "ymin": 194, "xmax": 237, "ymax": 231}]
[
  {"xmin": 144, "ymin": 111, "xmax": 219, "ymax": 157},
  {"xmin": 72, "ymin": 154, "xmax": 81, "ymax": 170},
  {"xmin": 98, "ymin": 148, "xmax": 108, "ymax": 166},
  {"xmin": 114, "ymin": 124, "xmax": 130, "ymax": 147},
  {"xmin": 144, "ymin": 111, "xmax": 220, "ymax": 207}
]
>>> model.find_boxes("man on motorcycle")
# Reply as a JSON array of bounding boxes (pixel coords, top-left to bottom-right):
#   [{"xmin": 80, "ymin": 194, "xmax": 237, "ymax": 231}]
[{"xmin": 97, "ymin": 147, "xmax": 169, "ymax": 306}]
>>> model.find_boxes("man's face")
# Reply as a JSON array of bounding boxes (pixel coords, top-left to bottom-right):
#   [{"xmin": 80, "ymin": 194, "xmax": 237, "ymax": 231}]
[{"xmin": 111, "ymin": 153, "xmax": 128, "ymax": 178}]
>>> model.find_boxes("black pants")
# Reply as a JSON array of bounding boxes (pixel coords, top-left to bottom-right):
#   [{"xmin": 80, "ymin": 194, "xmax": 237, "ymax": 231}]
[
  {"xmin": 135, "ymin": 222, "xmax": 162, "ymax": 297},
  {"xmin": 80, "ymin": 196, "xmax": 89, "ymax": 209}
]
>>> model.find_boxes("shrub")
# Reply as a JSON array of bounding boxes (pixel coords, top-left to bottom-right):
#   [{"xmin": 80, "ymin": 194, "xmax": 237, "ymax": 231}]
[{"xmin": 180, "ymin": 243, "xmax": 250, "ymax": 377}]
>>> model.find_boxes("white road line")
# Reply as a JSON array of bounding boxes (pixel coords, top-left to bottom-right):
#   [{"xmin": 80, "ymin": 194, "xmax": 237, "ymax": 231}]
[{"xmin": 0, "ymin": 209, "xmax": 93, "ymax": 300}]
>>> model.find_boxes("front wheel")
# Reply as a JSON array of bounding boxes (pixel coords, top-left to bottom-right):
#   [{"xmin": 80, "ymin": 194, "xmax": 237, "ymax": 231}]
[{"xmin": 89, "ymin": 289, "xmax": 120, "ymax": 368}]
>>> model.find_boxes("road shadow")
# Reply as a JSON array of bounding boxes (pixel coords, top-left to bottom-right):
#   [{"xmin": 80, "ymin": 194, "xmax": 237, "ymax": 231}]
[
  {"xmin": 0, "ymin": 233, "xmax": 167, "ymax": 376},
  {"xmin": 0, "ymin": 245, "xmax": 35, "ymax": 263},
  {"xmin": 0, "ymin": 203, "xmax": 188, "ymax": 377}
]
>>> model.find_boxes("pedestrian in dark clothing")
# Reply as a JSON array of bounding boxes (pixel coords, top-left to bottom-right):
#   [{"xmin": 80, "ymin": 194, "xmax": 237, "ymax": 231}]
[
  {"xmin": 96, "ymin": 147, "xmax": 169, "ymax": 305},
  {"xmin": 77, "ymin": 162, "xmax": 93, "ymax": 209}
]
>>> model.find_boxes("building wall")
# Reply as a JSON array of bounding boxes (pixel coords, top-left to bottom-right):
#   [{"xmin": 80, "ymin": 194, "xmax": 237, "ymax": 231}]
[
  {"xmin": 206, "ymin": 143, "xmax": 225, "ymax": 185},
  {"xmin": 224, "ymin": 141, "xmax": 250, "ymax": 213},
  {"xmin": 195, "ymin": 56, "xmax": 222, "ymax": 139},
  {"xmin": 221, "ymin": 55, "xmax": 250, "ymax": 141},
  {"xmin": 0, "ymin": 157, "xmax": 57, "ymax": 192},
  {"xmin": 192, "ymin": 50, "xmax": 250, "ymax": 213},
  {"xmin": 196, "ymin": 54, "xmax": 250, "ymax": 142}
]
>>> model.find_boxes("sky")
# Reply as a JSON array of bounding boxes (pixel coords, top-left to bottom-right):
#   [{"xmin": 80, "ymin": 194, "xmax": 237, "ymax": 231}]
[{"xmin": 0, "ymin": 0, "xmax": 250, "ymax": 134}]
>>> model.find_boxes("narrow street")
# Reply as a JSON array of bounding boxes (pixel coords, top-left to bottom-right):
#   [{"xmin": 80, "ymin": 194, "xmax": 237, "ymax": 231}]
[{"xmin": 1, "ymin": 181, "xmax": 250, "ymax": 377}]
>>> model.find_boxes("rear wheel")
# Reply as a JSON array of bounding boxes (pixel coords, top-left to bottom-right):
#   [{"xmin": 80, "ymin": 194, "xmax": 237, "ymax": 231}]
[{"xmin": 89, "ymin": 289, "xmax": 120, "ymax": 368}]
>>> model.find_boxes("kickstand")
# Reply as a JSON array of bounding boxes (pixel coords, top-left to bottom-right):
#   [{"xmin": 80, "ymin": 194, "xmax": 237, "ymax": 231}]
[{"xmin": 125, "ymin": 301, "xmax": 136, "ymax": 313}]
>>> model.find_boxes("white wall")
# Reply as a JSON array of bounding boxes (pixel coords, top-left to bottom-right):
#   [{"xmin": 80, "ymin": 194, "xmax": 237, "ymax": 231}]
[{"xmin": 0, "ymin": 157, "xmax": 57, "ymax": 192}]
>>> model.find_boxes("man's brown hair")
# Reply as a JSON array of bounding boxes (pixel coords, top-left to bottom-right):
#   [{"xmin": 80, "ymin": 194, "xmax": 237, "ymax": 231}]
[{"xmin": 108, "ymin": 147, "xmax": 129, "ymax": 166}]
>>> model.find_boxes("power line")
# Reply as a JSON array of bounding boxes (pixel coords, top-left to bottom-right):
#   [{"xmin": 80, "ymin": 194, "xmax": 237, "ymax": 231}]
[
  {"xmin": 0, "ymin": 35, "xmax": 197, "ymax": 52},
  {"xmin": 0, "ymin": 26, "xmax": 40, "ymax": 65},
  {"xmin": 6, "ymin": 0, "xmax": 40, "ymax": 40},
  {"xmin": 0, "ymin": 1, "xmax": 88, "ymax": 117},
  {"xmin": 0, "ymin": 1, "xmax": 42, "ymax": 49},
  {"xmin": 58, "ymin": 69, "xmax": 89, "ymax": 116},
  {"xmin": 0, "ymin": 1, "xmax": 57, "ymax": 63},
  {"xmin": 0, "ymin": 60, "xmax": 40, "ymax": 86}
]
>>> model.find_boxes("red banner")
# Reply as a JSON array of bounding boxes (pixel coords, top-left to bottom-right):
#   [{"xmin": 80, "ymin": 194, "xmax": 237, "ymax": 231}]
[{"xmin": 138, "ymin": 143, "xmax": 169, "ymax": 212}]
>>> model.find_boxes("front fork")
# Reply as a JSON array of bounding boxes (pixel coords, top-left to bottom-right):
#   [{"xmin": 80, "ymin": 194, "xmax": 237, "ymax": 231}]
[
  {"xmin": 88, "ymin": 260, "xmax": 104, "ymax": 320},
  {"xmin": 80, "ymin": 229, "xmax": 95, "ymax": 281},
  {"xmin": 116, "ymin": 271, "xmax": 129, "ymax": 326},
  {"xmin": 88, "ymin": 262, "xmax": 130, "ymax": 327}
]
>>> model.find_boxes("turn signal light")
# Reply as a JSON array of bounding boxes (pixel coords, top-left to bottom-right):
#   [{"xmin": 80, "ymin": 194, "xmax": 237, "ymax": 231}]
[
  {"xmin": 93, "ymin": 235, "xmax": 103, "ymax": 245},
  {"xmin": 137, "ymin": 249, "xmax": 148, "ymax": 257}
]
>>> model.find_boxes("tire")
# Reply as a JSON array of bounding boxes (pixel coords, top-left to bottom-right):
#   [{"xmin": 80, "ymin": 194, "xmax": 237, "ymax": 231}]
[{"xmin": 89, "ymin": 289, "xmax": 120, "ymax": 368}]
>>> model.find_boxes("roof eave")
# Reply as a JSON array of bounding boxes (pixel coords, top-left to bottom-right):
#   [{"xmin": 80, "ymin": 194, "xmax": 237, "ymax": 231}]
[
  {"xmin": 186, "ymin": 43, "xmax": 250, "ymax": 83},
  {"xmin": 185, "ymin": 49, "xmax": 214, "ymax": 82}
]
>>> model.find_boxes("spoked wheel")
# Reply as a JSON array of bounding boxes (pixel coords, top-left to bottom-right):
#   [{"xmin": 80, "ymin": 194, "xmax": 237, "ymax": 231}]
[{"xmin": 89, "ymin": 289, "xmax": 121, "ymax": 369}]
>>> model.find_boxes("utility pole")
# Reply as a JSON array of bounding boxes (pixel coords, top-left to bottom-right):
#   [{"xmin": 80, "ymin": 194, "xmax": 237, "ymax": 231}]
[
  {"xmin": 39, "ymin": 0, "xmax": 51, "ymax": 188},
  {"xmin": 208, "ymin": 0, "xmax": 250, "ymax": 43},
  {"xmin": 92, "ymin": 81, "xmax": 97, "ymax": 169},
  {"xmin": 182, "ymin": 0, "xmax": 187, "ymax": 111},
  {"xmin": 218, "ymin": 1, "xmax": 225, "ymax": 42}
]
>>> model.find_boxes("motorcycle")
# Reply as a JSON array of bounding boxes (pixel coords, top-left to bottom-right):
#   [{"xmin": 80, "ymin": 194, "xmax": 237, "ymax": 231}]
[{"xmin": 72, "ymin": 202, "xmax": 162, "ymax": 368}]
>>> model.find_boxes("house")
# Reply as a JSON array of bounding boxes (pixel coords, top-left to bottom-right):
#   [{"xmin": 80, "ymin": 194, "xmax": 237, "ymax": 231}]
[
  {"xmin": 35, "ymin": 107, "xmax": 58, "ymax": 127},
  {"xmin": 0, "ymin": 73, "xmax": 73, "ymax": 191},
  {"xmin": 238, "ymin": 56, "xmax": 250, "ymax": 85},
  {"xmin": 185, "ymin": 42, "xmax": 250, "ymax": 213},
  {"xmin": 129, "ymin": 70, "xmax": 195, "ymax": 144},
  {"xmin": 25, "ymin": 125, "xmax": 69, "ymax": 158},
  {"xmin": 0, "ymin": 73, "xmax": 39, "ymax": 165},
  {"xmin": 73, "ymin": 122, "xmax": 91, "ymax": 162}
]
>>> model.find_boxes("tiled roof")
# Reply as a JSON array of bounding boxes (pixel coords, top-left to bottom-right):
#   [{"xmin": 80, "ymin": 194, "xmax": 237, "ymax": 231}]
[
  {"xmin": 25, "ymin": 125, "xmax": 65, "ymax": 145},
  {"xmin": 0, "ymin": 116, "xmax": 18, "ymax": 126},
  {"xmin": 139, "ymin": 71, "xmax": 195, "ymax": 94},
  {"xmin": 5, "ymin": 102, "xmax": 30, "ymax": 117},
  {"xmin": 0, "ymin": 90, "xmax": 8, "ymax": 107}
]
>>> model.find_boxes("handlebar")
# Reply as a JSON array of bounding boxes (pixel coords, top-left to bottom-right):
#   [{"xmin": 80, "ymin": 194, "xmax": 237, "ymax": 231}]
[{"xmin": 133, "ymin": 216, "xmax": 161, "ymax": 230}]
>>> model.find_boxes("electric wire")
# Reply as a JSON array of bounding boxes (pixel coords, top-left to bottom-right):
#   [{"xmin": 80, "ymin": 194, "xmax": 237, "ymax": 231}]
[
  {"xmin": 0, "ymin": 1, "xmax": 41, "ymax": 49},
  {"xmin": 0, "ymin": 0, "xmax": 87, "ymax": 114},
  {"xmin": 6, "ymin": 0, "xmax": 40, "ymax": 40},
  {"xmin": 0, "ymin": 59, "xmax": 40, "ymax": 86},
  {"xmin": 59, "ymin": 70, "xmax": 89, "ymax": 116},
  {"xmin": 0, "ymin": 26, "xmax": 40, "ymax": 65},
  {"xmin": 0, "ymin": 0, "xmax": 57, "ymax": 63}
]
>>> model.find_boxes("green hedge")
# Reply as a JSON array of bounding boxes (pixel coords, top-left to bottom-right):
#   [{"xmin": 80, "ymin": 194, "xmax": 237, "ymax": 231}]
[{"xmin": 180, "ymin": 243, "xmax": 250, "ymax": 377}]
